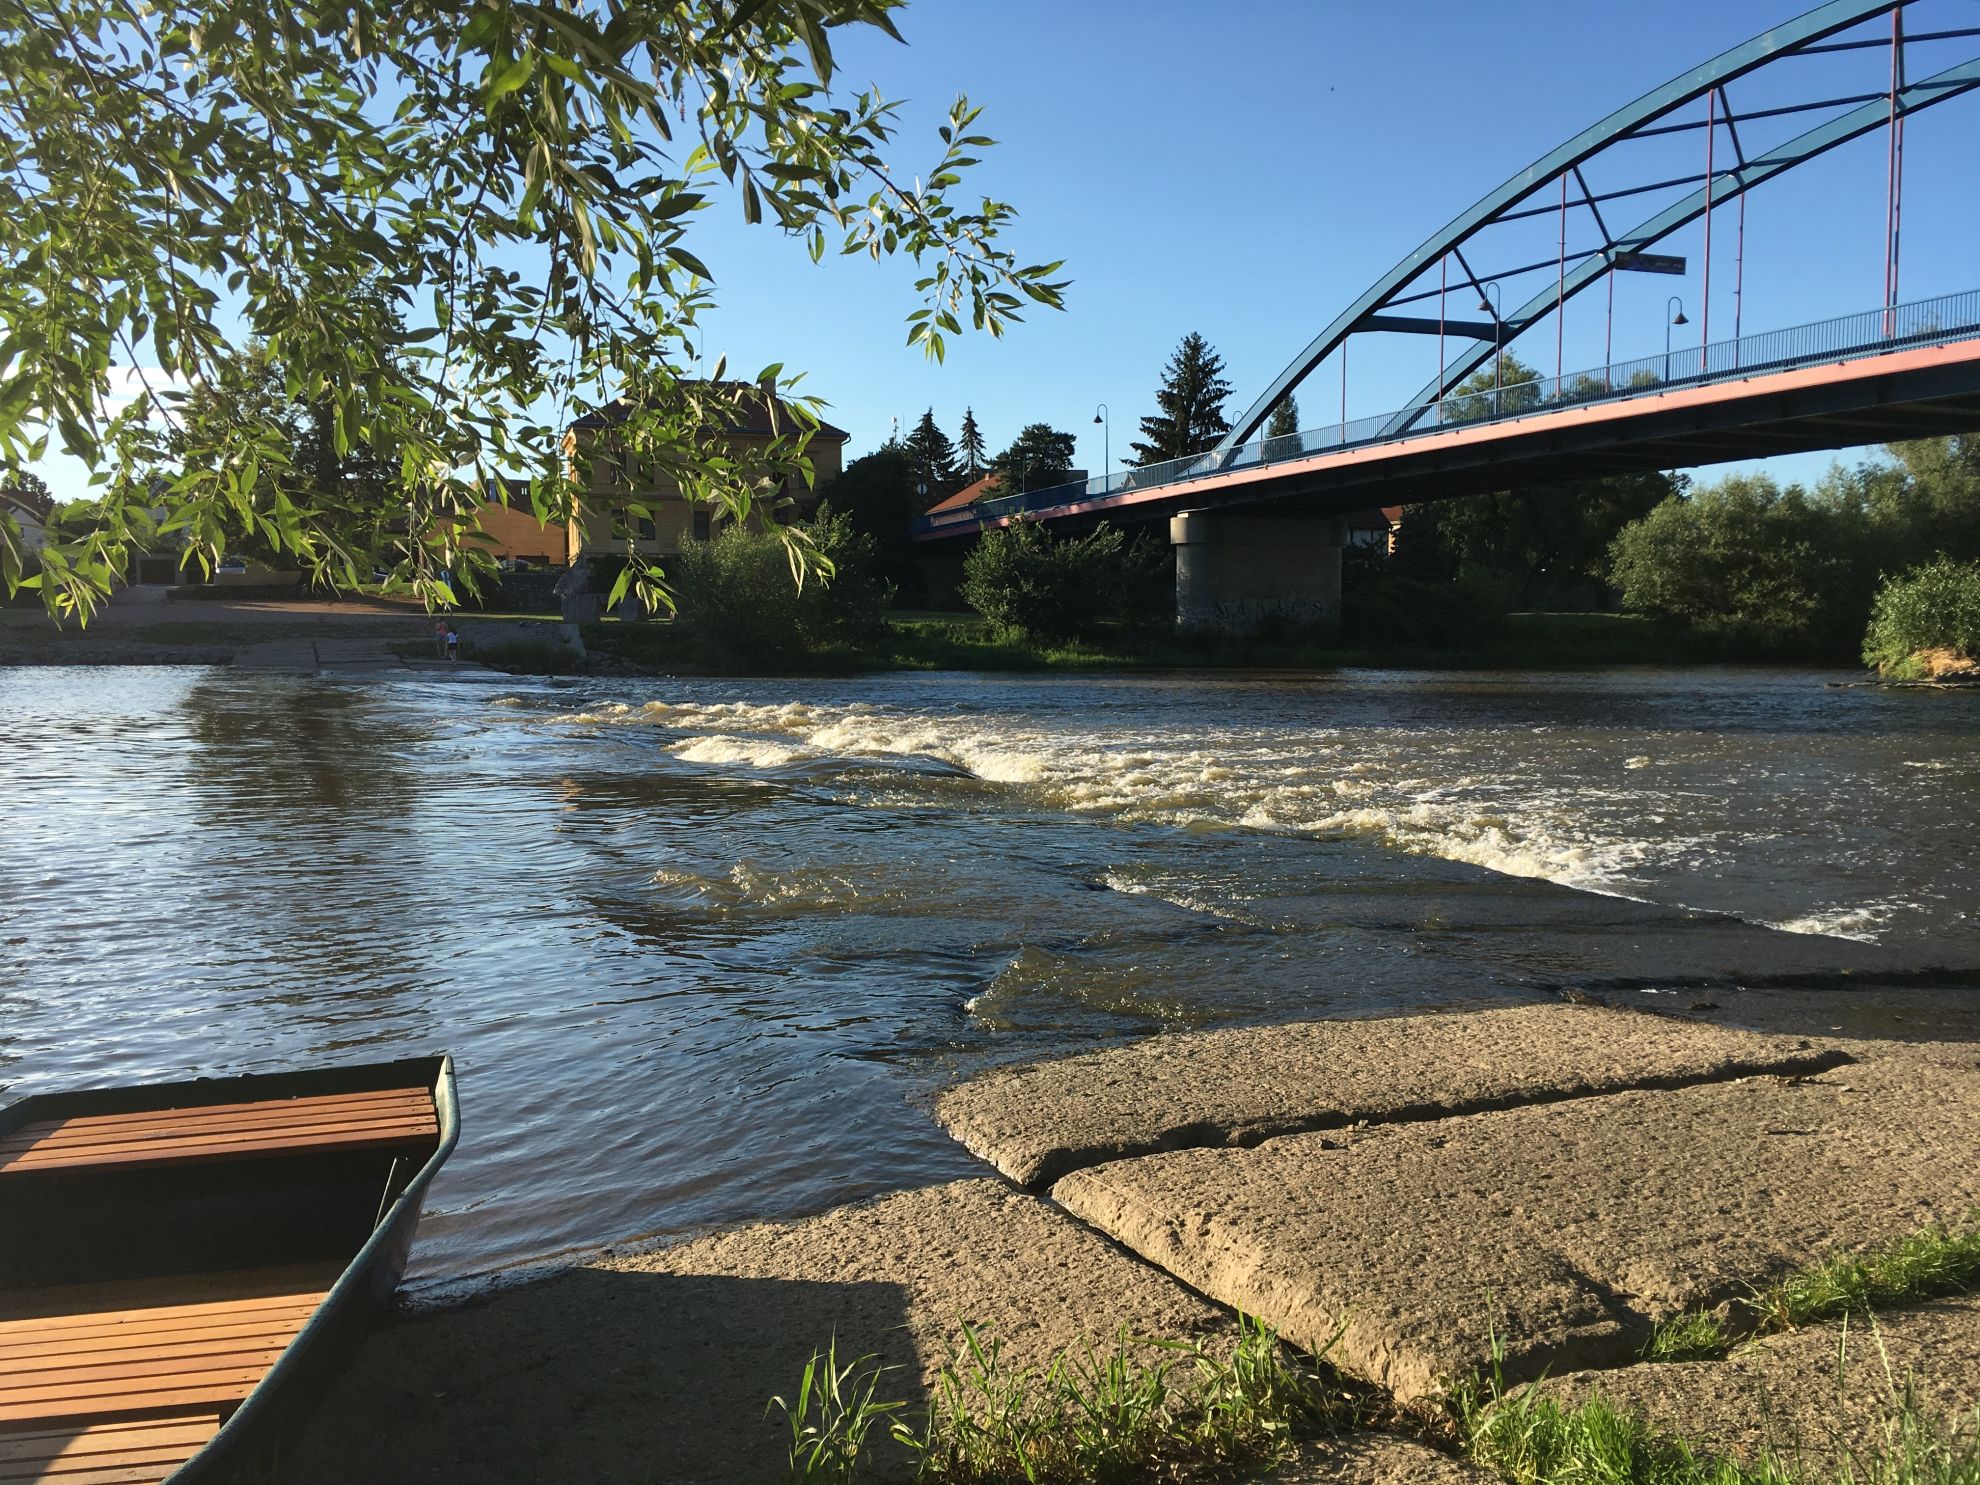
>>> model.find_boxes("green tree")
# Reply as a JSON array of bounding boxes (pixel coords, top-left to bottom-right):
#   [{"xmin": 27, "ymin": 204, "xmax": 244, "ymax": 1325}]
[
  {"xmin": 1607, "ymin": 472, "xmax": 1875, "ymax": 656},
  {"xmin": 1844, "ymin": 436, "xmax": 1980, "ymax": 570},
  {"xmin": 1130, "ymin": 332, "xmax": 1232, "ymax": 466},
  {"xmin": 960, "ymin": 518, "xmax": 1165, "ymax": 642},
  {"xmin": 1862, "ymin": 557, "xmax": 1980, "ymax": 677},
  {"xmin": 957, "ymin": 407, "xmax": 987, "ymax": 482},
  {"xmin": 1263, "ymin": 396, "xmax": 1302, "ymax": 461},
  {"xmin": 818, "ymin": 444, "xmax": 924, "ymax": 600},
  {"xmin": 989, "ymin": 423, "xmax": 1077, "ymax": 494},
  {"xmin": 902, "ymin": 409, "xmax": 959, "ymax": 500},
  {"xmin": 1405, "ymin": 470, "xmax": 1679, "ymax": 603},
  {"xmin": 0, "ymin": 2, "xmax": 1067, "ymax": 618},
  {"xmin": 670, "ymin": 506, "xmax": 892, "ymax": 666},
  {"xmin": 1440, "ymin": 353, "xmax": 1542, "ymax": 425}
]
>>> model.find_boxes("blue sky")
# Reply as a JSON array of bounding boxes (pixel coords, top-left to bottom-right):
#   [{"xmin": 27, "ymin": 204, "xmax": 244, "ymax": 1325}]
[
  {"xmin": 33, "ymin": 0, "xmax": 1980, "ymax": 499},
  {"xmin": 676, "ymin": 0, "xmax": 1980, "ymax": 489}
]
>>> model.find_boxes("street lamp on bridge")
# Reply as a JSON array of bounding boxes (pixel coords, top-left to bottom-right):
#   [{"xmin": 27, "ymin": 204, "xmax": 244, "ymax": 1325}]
[
  {"xmin": 1093, "ymin": 403, "xmax": 1109, "ymax": 491},
  {"xmin": 1665, "ymin": 296, "xmax": 1690, "ymax": 383},
  {"xmin": 1475, "ymin": 281, "xmax": 1504, "ymax": 410}
]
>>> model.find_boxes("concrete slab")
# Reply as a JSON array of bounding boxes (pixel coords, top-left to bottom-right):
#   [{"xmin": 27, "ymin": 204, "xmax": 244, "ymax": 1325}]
[
  {"xmin": 1051, "ymin": 1056, "xmax": 1980, "ymax": 1403},
  {"xmin": 1545, "ymin": 1297, "xmax": 1980, "ymax": 1465},
  {"xmin": 937, "ymin": 1004, "xmax": 1844, "ymax": 1188},
  {"xmin": 284, "ymin": 1179, "xmax": 1230, "ymax": 1483},
  {"xmin": 1270, "ymin": 1434, "xmax": 1494, "ymax": 1482}
]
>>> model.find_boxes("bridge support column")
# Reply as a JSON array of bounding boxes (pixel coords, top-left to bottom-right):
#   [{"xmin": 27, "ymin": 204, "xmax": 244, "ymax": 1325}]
[{"xmin": 1170, "ymin": 512, "xmax": 1345, "ymax": 634}]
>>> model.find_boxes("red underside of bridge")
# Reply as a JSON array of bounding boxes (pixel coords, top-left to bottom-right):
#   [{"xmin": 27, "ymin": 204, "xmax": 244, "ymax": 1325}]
[{"xmin": 921, "ymin": 338, "xmax": 1980, "ymax": 539}]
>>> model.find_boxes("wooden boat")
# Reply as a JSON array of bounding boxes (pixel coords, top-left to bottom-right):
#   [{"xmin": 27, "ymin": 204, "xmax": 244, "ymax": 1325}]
[{"xmin": 0, "ymin": 1056, "xmax": 458, "ymax": 1484}]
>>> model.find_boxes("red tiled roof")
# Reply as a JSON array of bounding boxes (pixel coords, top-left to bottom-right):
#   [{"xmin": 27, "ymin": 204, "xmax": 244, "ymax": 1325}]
[
  {"xmin": 570, "ymin": 382, "xmax": 849, "ymax": 441},
  {"xmin": 925, "ymin": 472, "xmax": 998, "ymax": 515}
]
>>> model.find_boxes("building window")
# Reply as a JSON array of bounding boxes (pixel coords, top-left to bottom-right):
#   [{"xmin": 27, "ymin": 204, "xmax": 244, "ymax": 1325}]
[{"xmin": 692, "ymin": 509, "xmax": 712, "ymax": 542}]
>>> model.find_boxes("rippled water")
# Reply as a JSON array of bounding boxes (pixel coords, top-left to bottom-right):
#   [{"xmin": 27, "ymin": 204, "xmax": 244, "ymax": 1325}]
[{"xmin": 2, "ymin": 664, "xmax": 1976, "ymax": 1284}]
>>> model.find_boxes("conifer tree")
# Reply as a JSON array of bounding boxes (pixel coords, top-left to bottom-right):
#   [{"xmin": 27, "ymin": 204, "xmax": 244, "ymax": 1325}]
[
  {"xmin": 957, "ymin": 407, "xmax": 988, "ymax": 482},
  {"xmin": 1264, "ymin": 395, "xmax": 1302, "ymax": 460},
  {"xmin": 903, "ymin": 408, "xmax": 960, "ymax": 498},
  {"xmin": 989, "ymin": 424, "xmax": 1077, "ymax": 494},
  {"xmin": 1130, "ymin": 332, "xmax": 1233, "ymax": 466}
]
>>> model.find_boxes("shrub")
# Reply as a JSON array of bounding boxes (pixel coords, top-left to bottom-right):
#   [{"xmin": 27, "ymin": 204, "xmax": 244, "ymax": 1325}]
[
  {"xmin": 1608, "ymin": 473, "xmax": 1875, "ymax": 658},
  {"xmin": 1340, "ymin": 560, "xmax": 1513, "ymax": 650},
  {"xmin": 1862, "ymin": 558, "xmax": 1980, "ymax": 678},
  {"xmin": 959, "ymin": 519, "xmax": 1166, "ymax": 642},
  {"xmin": 668, "ymin": 507, "xmax": 892, "ymax": 665}
]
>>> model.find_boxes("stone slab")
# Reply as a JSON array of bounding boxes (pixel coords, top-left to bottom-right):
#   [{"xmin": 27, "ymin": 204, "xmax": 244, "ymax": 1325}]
[
  {"xmin": 283, "ymin": 1179, "xmax": 1230, "ymax": 1483},
  {"xmin": 1271, "ymin": 1433, "xmax": 1495, "ymax": 1482},
  {"xmin": 1051, "ymin": 1056, "xmax": 1980, "ymax": 1403},
  {"xmin": 1546, "ymin": 1297, "xmax": 1980, "ymax": 1465},
  {"xmin": 937, "ymin": 1004, "xmax": 1844, "ymax": 1188}
]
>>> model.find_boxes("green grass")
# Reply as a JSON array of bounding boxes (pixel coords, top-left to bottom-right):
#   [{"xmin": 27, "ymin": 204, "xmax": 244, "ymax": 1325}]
[
  {"xmin": 770, "ymin": 1314, "xmax": 1351, "ymax": 1484},
  {"xmin": 578, "ymin": 609, "xmax": 1698, "ymax": 677},
  {"xmin": 1463, "ymin": 1382, "xmax": 1980, "ymax": 1484},
  {"xmin": 1644, "ymin": 1217, "xmax": 1980, "ymax": 1364}
]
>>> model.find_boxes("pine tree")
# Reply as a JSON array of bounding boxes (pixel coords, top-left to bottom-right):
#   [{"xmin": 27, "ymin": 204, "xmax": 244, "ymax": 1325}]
[
  {"xmin": 903, "ymin": 408, "xmax": 959, "ymax": 498},
  {"xmin": 1130, "ymin": 332, "xmax": 1233, "ymax": 466},
  {"xmin": 1264, "ymin": 395, "xmax": 1301, "ymax": 460},
  {"xmin": 989, "ymin": 423, "xmax": 1077, "ymax": 494},
  {"xmin": 957, "ymin": 406, "xmax": 987, "ymax": 482}
]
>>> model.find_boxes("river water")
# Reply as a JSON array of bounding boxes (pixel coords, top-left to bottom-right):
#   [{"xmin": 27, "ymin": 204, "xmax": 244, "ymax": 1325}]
[{"xmin": 2, "ymin": 665, "xmax": 1977, "ymax": 1286}]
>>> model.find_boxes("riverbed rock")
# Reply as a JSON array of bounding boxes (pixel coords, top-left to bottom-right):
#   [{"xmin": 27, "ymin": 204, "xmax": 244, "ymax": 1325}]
[
  {"xmin": 937, "ymin": 1003, "xmax": 1845, "ymax": 1188},
  {"xmin": 1050, "ymin": 1054, "xmax": 1980, "ymax": 1404},
  {"xmin": 283, "ymin": 1178, "xmax": 1229, "ymax": 1484},
  {"xmin": 1544, "ymin": 1296, "xmax": 1980, "ymax": 1465}
]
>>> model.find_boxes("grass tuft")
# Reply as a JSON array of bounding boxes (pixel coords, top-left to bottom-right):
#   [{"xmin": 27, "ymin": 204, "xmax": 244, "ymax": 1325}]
[
  {"xmin": 1644, "ymin": 1309, "xmax": 1735, "ymax": 1363},
  {"xmin": 768, "ymin": 1336, "xmax": 906, "ymax": 1485},
  {"xmin": 1644, "ymin": 1217, "xmax": 1980, "ymax": 1364},
  {"xmin": 774, "ymin": 1313, "xmax": 1348, "ymax": 1483},
  {"xmin": 1752, "ymin": 1221, "xmax": 1980, "ymax": 1335}
]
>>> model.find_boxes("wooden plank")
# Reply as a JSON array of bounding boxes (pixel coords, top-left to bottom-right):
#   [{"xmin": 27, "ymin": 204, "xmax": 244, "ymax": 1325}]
[
  {"xmin": 0, "ymin": 1118, "xmax": 434, "ymax": 1168},
  {"xmin": 0, "ymin": 1092, "xmax": 432, "ymax": 1150},
  {"xmin": 0, "ymin": 1312, "xmax": 318, "ymax": 1365},
  {"xmin": 0, "ymin": 1367, "xmax": 267, "ymax": 1426},
  {"xmin": 0, "ymin": 1096, "xmax": 435, "ymax": 1165},
  {"xmin": 0, "ymin": 1293, "xmax": 326, "ymax": 1343},
  {"xmin": 0, "ymin": 1089, "xmax": 430, "ymax": 1147},
  {"xmin": 0, "ymin": 1265, "xmax": 339, "ymax": 1325},
  {"xmin": 3, "ymin": 1346, "xmax": 286, "ymax": 1394},
  {"xmin": 0, "ymin": 1413, "xmax": 222, "ymax": 1485},
  {"xmin": 0, "ymin": 1120, "xmax": 435, "ymax": 1173},
  {"xmin": 0, "ymin": 1415, "xmax": 218, "ymax": 1465}
]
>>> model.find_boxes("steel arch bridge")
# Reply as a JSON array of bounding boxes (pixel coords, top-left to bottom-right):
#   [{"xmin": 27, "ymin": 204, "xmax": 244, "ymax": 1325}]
[
  {"xmin": 1217, "ymin": 0, "xmax": 1980, "ymax": 455},
  {"xmin": 915, "ymin": 0, "xmax": 1980, "ymax": 545}
]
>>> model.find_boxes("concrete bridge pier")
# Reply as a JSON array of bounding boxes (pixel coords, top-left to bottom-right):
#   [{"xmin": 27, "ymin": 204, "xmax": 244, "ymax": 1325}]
[{"xmin": 1170, "ymin": 511, "xmax": 1345, "ymax": 634}]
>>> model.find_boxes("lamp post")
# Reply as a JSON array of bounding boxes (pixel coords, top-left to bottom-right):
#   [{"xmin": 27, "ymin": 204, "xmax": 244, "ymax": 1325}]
[
  {"xmin": 1475, "ymin": 281, "xmax": 1503, "ymax": 412},
  {"xmin": 1665, "ymin": 296, "xmax": 1690, "ymax": 383},
  {"xmin": 1092, "ymin": 403, "xmax": 1109, "ymax": 491}
]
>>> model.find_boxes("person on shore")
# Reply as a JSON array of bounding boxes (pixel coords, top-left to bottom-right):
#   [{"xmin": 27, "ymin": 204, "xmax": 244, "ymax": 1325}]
[
  {"xmin": 445, "ymin": 623, "xmax": 460, "ymax": 663},
  {"xmin": 434, "ymin": 618, "xmax": 449, "ymax": 659}
]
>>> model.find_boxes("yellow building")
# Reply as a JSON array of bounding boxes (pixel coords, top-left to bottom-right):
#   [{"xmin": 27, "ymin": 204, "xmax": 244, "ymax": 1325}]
[{"xmin": 563, "ymin": 383, "xmax": 849, "ymax": 565}]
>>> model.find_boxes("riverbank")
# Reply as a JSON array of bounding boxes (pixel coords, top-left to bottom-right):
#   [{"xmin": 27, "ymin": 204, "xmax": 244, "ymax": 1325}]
[
  {"xmin": 0, "ymin": 597, "xmax": 1877, "ymax": 677},
  {"xmin": 277, "ymin": 994, "xmax": 1980, "ymax": 1482}
]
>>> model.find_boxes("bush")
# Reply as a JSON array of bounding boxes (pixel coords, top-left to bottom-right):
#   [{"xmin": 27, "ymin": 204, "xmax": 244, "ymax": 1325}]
[
  {"xmin": 1862, "ymin": 558, "xmax": 1980, "ymax": 678},
  {"xmin": 959, "ymin": 519, "xmax": 1167, "ymax": 642},
  {"xmin": 1340, "ymin": 560, "xmax": 1513, "ymax": 650},
  {"xmin": 667, "ymin": 507, "xmax": 892, "ymax": 665},
  {"xmin": 1607, "ymin": 473, "xmax": 1875, "ymax": 658}
]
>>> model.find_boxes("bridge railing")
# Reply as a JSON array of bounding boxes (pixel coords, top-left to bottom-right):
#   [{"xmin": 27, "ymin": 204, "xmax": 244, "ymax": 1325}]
[{"xmin": 916, "ymin": 285, "xmax": 1980, "ymax": 535}]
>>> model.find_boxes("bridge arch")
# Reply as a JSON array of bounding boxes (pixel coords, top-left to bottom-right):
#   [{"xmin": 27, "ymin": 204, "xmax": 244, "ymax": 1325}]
[{"xmin": 1217, "ymin": 0, "xmax": 1980, "ymax": 455}]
